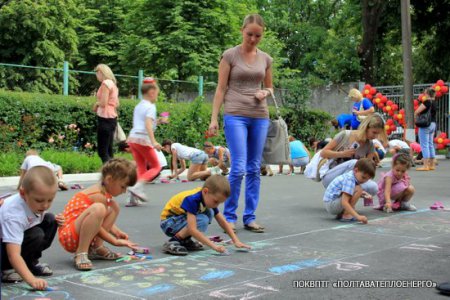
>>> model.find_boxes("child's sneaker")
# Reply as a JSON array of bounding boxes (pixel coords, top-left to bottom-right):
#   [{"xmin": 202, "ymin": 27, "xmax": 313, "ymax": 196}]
[
  {"xmin": 210, "ymin": 166, "xmax": 222, "ymax": 176},
  {"xmin": 401, "ymin": 202, "xmax": 417, "ymax": 211},
  {"xmin": 30, "ymin": 263, "xmax": 53, "ymax": 276},
  {"xmin": 1, "ymin": 269, "xmax": 22, "ymax": 283},
  {"xmin": 180, "ymin": 238, "xmax": 204, "ymax": 251},
  {"xmin": 125, "ymin": 193, "xmax": 139, "ymax": 207},
  {"xmin": 128, "ymin": 182, "xmax": 148, "ymax": 202}
]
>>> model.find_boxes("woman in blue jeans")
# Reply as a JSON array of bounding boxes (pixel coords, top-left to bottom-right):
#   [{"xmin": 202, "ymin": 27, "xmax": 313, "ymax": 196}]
[
  {"xmin": 415, "ymin": 88, "xmax": 437, "ymax": 171},
  {"xmin": 208, "ymin": 14, "xmax": 273, "ymax": 233}
]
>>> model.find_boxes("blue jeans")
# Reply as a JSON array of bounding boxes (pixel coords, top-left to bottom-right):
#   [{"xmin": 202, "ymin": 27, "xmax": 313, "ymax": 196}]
[
  {"xmin": 160, "ymin": 211, "xmax": 212, "ymax": 237},
  {"xmin": 418, "ymin": 122, "xmax": 436, "ymax": 159},
  {"xmin": 223, "ymin": 115, "xmax": 269, "ymax": 225}
]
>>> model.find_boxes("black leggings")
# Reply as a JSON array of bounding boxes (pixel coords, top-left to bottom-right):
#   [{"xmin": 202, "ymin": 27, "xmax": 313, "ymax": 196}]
[
  {"xmin": 1, "ymin": 213, "xmax": 57, "ymax": 270},
  {"xmin": 97, "ymin": 116, "xmax": 117, "ymax": 163}
]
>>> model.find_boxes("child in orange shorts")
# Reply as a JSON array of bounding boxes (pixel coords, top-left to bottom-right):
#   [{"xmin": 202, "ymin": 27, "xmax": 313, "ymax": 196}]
[{"xmin": 58, "ymin": 158, "xmax": 138, "ymax": 270}]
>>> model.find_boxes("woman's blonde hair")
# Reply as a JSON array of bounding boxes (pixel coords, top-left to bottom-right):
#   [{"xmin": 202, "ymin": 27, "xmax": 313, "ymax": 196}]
[
  {"xmin": 242, "ymin": 14, "xmax": 265, "ymax": 29},
  {"xmin": 356, "ymin": 113, "xmax": 388, "ymax": 143},
  {"xmin": 95, "ymin": 64, "xmax": 117, "ymax": 84}
]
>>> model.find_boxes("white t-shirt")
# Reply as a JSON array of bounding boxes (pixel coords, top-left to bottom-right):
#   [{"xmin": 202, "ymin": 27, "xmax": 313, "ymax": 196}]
[
  {"xmin": 0, "ymin": 193, "xmax": 46, "ymax": 245},
  {"xmin": 21, "ymin": 155, "xmax": 55, "ymax": 171},
  {"xmin": 129, "ymin": 100, "xmax": 157, "ymax": 143},
  {"xmin": 171, "ymin": 143, "xmax": 202, "ymax": 160},
  {"xmin": 372, "ymin": 139, "xmax": 386, "ymax": 154},
  {"xmin": 388, "ymin": 140, "xmax": 409, "ymax": 150}
]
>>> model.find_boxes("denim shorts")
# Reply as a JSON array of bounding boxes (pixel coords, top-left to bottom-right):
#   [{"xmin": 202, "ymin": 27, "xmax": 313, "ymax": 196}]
[
  {"xmin": 324, "ymin": 198, "xmax": 344, "ymax": 215},
  {"xmin": 291, "ymin": 157, "xmax": 309, "ymax": 167},
  {"xmin": 190, "ymin": 152, "xmax": 208, "ymax": 165},
  {"xmin": 160, "ymin": 210, "xmax": 212, "ymax": 237}
]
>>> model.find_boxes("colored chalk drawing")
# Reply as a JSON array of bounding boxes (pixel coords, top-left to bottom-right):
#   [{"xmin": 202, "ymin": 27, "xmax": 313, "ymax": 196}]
[
  {"xmin": 268, "ymin": 258, "xmax": 330, "ymax": 274},
  {"xmin": 200, "ymin": 270, "xmax": 235, "ymax": 280},
  {"xmin": 10, "ymin": 291, "xmax": 74, "ymax": 300},
  {"xmin": 209, "ymin": 283, "xmax": 279, "ymax": 299}
]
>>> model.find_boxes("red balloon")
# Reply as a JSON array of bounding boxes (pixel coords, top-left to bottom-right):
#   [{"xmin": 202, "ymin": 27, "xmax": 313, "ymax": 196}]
[
  {"xmin": 376, "ymin": 93, "xmax": 383, "ymax": 98},
  {"xmin": 444, "ymin": 139, "xmax": 450, "ymax": 145},
  {"xmin": 390, "ymin": 124, "xmax": 396, "ymax": 131},
  {"xmin": 378, "ymin": 103, "xmax": 385, "ymax": 108},
  {"xmin": 382, "ymin": 107, "xmax": 387, "ymax": 112},
  {"xmin": 394, "ymin": 114, "xmax": 399, "ymax": 120},
  {"xmin": 370, "ymin": 87, "xmax": 376, "ymax": 95},
  {"xmin": 400, "ymin": 108, "xmax": 405, "ymax": 114},
  {"xmin": 386, "ymin": 119, "xmax": 394, "ymax": 125},
  {"xmin": 366, "ymin": 94, "xmax": 373, "ymax": 100},
  {"xmin": 436, "ymin": 91, "xmax": 443, "ymax": 97},
  {"xmin": 441, "ymin": 86, "xmax": 448, "ymax": 93},
  {"xmin": 364, "ymin": 84, "xmax": 372, "ymax": 90},
  {"xmin": 388, "ymin": 110, "xmax": 394, "ymax": 116},
  {"xmin": 437, "ymin": 144, "xmax": 445, "ymax": 150},
  {"xmin": 437, "ymin": 79, "xmax": 445, "ymax": 86},
  {"xmin": 439, "ymin": 132, "xmax": 447, "ymax": 138},
  {"xmin": 392, "ymin": 104, "xmax": 398, "ymax": 111},
  {"xmin": 381, "ymin": 96, "xmax": 387, "ymax": 103},
  {"xmin": 386, "ymin": 100, "xmax": 393, "ymax": 106},
  {"xmin": 413, "ymin": 99, "xmax": 419, "ymax": 106}
]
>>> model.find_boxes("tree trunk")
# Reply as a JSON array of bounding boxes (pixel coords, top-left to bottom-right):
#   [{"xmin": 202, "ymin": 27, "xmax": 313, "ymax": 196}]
[{"xmin": 358, "ymin": 0, "xmax": 386, "ymax": 83}]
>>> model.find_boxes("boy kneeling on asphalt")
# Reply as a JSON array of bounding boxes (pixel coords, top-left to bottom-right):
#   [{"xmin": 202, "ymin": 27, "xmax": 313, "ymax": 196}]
[
  {"xmin": 160, "ymin": 175, "xmax": 250, "ymax": 255},
  {"xmin": 323, "ymin": 158, "xmax": 376, "ymax": 224},
  {"xmin": 1, "ymin": 166, "xmax": 64, "ymax": 290}
]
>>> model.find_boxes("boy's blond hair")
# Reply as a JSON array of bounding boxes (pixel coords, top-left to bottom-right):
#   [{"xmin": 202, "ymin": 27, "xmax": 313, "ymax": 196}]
[
  {"xmin": 22, "ymin": 166, "xmax": 57, "ymax": 192},
  {"xmin": 25, "ymin": 149, "xmax": 39, "ymax": 156},
  {"xmin": 204, "ymin": 175, "xmax": 230, "ymax": 198}
]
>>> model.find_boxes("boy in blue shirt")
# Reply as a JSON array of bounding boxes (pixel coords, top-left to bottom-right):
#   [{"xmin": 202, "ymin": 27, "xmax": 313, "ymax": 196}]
[
  {"xmin": 160, "ymin": 175, "xmax": 250, "ymax": 255},
  {"xmin": 323, "ymin": 158, "xmax": 376, "ymax": 223},
  {"xmin": 1, "ymin": 166, "xmax": 64, "ymax": 290}
]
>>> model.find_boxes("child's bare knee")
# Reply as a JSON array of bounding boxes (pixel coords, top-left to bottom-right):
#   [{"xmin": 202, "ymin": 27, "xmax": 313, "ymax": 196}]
[
  {"xmin": 90, "ymin": 203, "xmax": 107, "ymax": 217},
  {"xmin": 407, "ymin": 185, "xmax": 415, "ymax": 195}
]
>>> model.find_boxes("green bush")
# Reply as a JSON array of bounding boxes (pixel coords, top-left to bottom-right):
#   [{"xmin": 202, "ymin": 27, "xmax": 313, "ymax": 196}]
[
  {"xmin": 0, "ymin": 89, "xmax": 332, "ymax": 153},
  {"xmin": 0, "ymin": 150, "xmax": 135, "ymax": 176}
]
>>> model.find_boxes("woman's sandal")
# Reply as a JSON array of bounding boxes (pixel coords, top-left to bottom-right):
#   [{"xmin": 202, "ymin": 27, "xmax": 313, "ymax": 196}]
[
  {"xmin": 244, "ymin": 223, "xmax": 265, "ymax": 233},
  {"xmin": 74, "ymin": 252, "xmax": 93, "ymax": 271},
  {"xmin": 162, "ymin": 241, "xmax": 188, "ymax": 256},
  {"xmin": 88, "ymin": 245, "xmax": 121, "ymax": 260}
]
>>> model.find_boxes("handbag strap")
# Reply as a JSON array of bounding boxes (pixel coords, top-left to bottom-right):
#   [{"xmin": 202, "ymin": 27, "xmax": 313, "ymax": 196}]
[{"xmin": 267, "ymin": 89, "xmax": 281, "ymax": 118}]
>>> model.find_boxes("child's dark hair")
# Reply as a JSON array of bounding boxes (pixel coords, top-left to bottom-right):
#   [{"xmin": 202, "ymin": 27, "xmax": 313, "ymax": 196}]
[
  {"xmin": 101, "ymin": 158, "xmax": 137, "ymax": 187},
  {"xmin": 162, "ymin": 139, "xmax": 173, "ymax": 147},
  {"xmin": 392, "ymin": 152, "xmax": 412, "ymax": 169},
  {"xmin": 331, "ymin": 119, "xmax": 339, "ymax": 129},
  {"xmin": 203, "ymin": 175, "xmax": 230, "ymax": 198},
  {"xmin": 355, "ymin": 158, "xmax": 376, "ymax": 178}
]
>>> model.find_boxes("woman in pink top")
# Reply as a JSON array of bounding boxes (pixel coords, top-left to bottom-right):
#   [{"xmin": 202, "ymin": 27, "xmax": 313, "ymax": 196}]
[
  {"xmin": 208, "ymin": 14, "xmax": 273, "ymax": 233},
  {"xmin": 93, "ymin": 64, "xmax": 119, "ymax": 163}
]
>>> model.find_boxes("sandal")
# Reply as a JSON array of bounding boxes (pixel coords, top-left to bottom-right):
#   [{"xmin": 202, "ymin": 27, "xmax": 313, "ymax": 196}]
[
  {"xmin": 244, "ymin": 223, "xmax": 265, "ymax": 233},
  {"xmin": 162, "ymin": 241, "xmax": 188, "ymax": 256},
  {"xmin": 180, "ymin": 238, "xmax": 204, "ymax": 251},
  {"xmin": 74, "ymin": 252, "xmax": 93, "ymax": 271},
  {"xmin": 88, "ymin": 245, "xmax": 121, "ymax": 260},
  {"xmin": 223, "ymin": 222, "xmax": 236, "ymax": 233},
  {"xmin": 58, "ymin": 181, "xmax": 69, "ymax": 191}
]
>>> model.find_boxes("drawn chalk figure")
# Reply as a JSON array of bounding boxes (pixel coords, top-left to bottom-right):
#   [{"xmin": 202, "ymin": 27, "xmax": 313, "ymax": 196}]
[
  {"xmin": 318, "ymin": 261, "xmax": 369, "ymax": 272},
  {"xmin": 209, "ymin": 283, "xmax": 278, "ymax": 299},
  {"xmin": 400, "ymin": 244, "xmax": 442, "ymax": 251}
]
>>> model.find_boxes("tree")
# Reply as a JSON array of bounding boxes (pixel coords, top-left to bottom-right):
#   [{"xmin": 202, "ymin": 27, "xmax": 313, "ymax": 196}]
[
  {"xmin": 120, "ymin": 0, "xmax": 252, "ymax": 81},
  {"xmin": 0, "ymin": 0, "xmax": 79, "ymax": 93}
]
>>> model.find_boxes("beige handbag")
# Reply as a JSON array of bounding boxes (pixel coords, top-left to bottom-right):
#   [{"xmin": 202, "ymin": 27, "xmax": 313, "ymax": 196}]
[{"xmin": 114, "ymin": 122, "xmax": 126, "ymax": 143}]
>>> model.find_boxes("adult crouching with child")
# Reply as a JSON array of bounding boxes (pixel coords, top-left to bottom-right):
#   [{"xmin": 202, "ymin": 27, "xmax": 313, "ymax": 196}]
[{"xmin": 320, "ymin": 114, "xmax": 387, "ymax": 198}]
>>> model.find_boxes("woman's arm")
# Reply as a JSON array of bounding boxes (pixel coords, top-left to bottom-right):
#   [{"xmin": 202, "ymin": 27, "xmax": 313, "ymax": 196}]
[
  {"xmin": 97, "ymin": 83, "xmax": 109, "ymax": 108},
  {"xmin": 209, "ymin": 59, "xmax": 231, "ymax": 135},
  {"xmin": 320, "ymin": 138, "xmax": 356, "ymax": 159},
  {"xmin": 414, "ymin": 103, "xmax": 427, "ymax": 116}
]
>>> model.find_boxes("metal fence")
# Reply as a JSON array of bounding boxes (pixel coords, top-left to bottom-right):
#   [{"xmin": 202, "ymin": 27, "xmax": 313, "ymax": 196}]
[
  {"xmin": 375, "ymin": 83, "xmax": 449, "ymax": 136},
  {"xmin": 0, "ymin": 62, "xmax": 206, "ymax": 101}
]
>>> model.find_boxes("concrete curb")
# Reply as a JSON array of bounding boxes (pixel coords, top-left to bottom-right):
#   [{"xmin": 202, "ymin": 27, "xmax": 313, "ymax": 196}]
[{"xmin": 0, "ymin": 156, "xmax": 445, "ymax": 188}]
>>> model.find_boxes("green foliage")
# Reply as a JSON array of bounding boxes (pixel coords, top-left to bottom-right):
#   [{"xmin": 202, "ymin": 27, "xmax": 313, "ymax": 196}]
[
  {"xmin": 0, "ymin": 90, "xmax": 331, "ymax": 156},
  {"xmin": 0, "ymin": 0, "xmax": 79, "ymax": 93}
]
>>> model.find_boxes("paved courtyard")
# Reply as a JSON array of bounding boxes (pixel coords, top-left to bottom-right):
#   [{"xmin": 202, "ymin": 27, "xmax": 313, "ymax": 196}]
[{"xmin": 1, "ymin": 160, "xmax": 450, "ymax": 299}]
